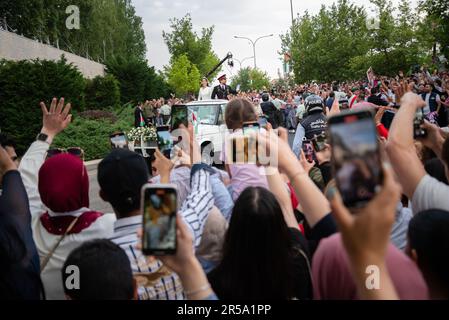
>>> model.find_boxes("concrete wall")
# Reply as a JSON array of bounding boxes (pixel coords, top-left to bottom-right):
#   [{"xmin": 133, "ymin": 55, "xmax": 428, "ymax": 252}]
[{"xmin": 0, "ymin": 30, "xmax": 105, "ymax": 79}]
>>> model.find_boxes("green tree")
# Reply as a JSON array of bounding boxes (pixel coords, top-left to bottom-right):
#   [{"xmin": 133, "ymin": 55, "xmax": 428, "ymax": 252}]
[
  {"xmin": 166, "ymin": 54, "xmax": 201, "ymax": 97},
  {"xmin": 0, "ymin": 0, "xmax": 146, "ymax": 61},
  {"xmin": 420, "ymin": 0, "xmax": 449, "ymax": 62},
  {"xmin": 0, "ymin": 57, "xmax": 85, "ymax": 154},
  {"xmin": 85, "ymin": 74, "xmax": 121, "ymax": 110},
  {"xmin": 162, "ymin": 14, "xmax": 220, "ymax": 78},
  {"xmin": 231, "ymin": 67, "xmax": 271, "ymax": 91}
]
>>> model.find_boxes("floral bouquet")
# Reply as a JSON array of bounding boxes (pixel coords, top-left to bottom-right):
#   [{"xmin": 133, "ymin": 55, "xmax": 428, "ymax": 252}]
[{"xmin": 126, "ymin": 126, "xmax": 158, "ymax": 151}]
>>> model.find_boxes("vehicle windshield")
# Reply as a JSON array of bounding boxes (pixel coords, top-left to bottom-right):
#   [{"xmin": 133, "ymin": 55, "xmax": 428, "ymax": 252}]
[{"xmin": 188, "ymin": 104, "xmax": 220, "ymax": 125}]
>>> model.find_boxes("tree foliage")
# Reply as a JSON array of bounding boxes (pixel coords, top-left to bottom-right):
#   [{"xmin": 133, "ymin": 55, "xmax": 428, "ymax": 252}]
[
  {"xmin": 106, "ymin": 57, "xmax": 171, "ymax": 104},
  {"xmin": 85, "ymin": 74, "xmax": 121, "ymax": 110},
  {"xmin": 0, "ymin": 0, "xmax": 146, "ymax": 61},
  {"xmin": 0, "ymin": 57, "xmax": 85, "ymax": 154},
  {"xmin": 162, "ymin": 14, "xmax": 220, "ymax": 79},
  {"xmin": 230, "ymin": 67, "xmax": 271, "ymax": 92},
  {"xmin": 166, "ymin": 54, "xmax": 201, "ymax": 97},
  {"xmin": 282, "ymin": 0, "xmax": 446, "ymax": 82}
]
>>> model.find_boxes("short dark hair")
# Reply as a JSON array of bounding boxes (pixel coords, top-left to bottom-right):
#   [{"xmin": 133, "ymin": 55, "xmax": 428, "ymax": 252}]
[
  {"xmin": 225, "ymin": 98, "xmax": 257, "ymax": 130},
  {"xmin": 408, "ymin": 209, "xmax": 449, "ymax": 297},
  {"xmin": 0, "ymin": 133, "xmax": 16, "ymax": 149},
  {"xmin": 62, "ymin": 239, "xmax": 134, "ymax": 300},
  {"xmin": 209, "ymin": 187, "xmax": 311, "ymax": 299}
]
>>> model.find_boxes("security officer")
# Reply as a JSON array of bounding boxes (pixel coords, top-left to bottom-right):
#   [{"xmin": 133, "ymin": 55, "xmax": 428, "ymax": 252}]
[{"xmin": 291, "ymin": 94, "xmax": 327, "ymax": 158}]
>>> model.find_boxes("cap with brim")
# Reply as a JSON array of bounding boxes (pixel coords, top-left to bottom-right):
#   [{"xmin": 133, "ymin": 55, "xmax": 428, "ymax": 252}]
[
  {"xmin": 98, "ymin": 149, "xmax": 149, "ymax": 211},
  {"xmin": 218, "ymin": 74, "xmax": 226, "ymax": 81}
]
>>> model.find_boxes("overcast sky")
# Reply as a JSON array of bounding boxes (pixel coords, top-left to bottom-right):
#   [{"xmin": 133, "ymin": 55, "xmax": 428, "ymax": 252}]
[{"xmin": 131, "ymin": 0, "xmax": 416, "ymax": 80}]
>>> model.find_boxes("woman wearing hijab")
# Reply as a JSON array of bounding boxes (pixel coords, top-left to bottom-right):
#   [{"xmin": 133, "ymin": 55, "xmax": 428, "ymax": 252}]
[{"xmin": 19, "ymin": 98, "xmax": 116, "ymax": 299}]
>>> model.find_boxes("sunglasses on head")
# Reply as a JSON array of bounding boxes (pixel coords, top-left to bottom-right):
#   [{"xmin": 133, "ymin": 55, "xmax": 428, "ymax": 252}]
[{"xmin": 47, "ymin": 147, "xmax": 84, "ymax": 160}]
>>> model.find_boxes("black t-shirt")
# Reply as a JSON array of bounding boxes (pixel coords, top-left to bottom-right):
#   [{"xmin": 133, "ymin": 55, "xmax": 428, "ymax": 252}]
[{"xmin": 0, "ymin": 171, "xmax": 42, "ymax": 300}]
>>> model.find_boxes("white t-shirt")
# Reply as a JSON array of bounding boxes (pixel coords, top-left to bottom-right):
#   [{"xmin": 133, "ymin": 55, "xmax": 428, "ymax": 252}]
[{"xmin": 412, "ymin": 174, "xmax": 449, "ymax": 214}]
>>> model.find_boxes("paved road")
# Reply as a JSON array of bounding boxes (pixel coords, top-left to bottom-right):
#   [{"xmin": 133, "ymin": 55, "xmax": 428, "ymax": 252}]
[
  {"xmin": 88, "ymin": 132, "xmax": 297, "ymax": 212},
  {"xmin": 88, "ymin": 163, "xmax": 114, "ymax": 213}
]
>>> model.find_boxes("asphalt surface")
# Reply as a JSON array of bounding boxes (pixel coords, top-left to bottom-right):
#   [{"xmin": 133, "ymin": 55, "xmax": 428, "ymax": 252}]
[{"xmin": 87, "ymin": 132, "xmax": 297, "ymax": 212}]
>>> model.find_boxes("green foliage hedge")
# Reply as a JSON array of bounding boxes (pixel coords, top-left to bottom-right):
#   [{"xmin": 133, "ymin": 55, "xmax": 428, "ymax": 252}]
[
  {"xmin": 0, "ymin": 57, "xmax": 170, "ymax": 158},
  {"xmin": 0, "ymin": 57, "xmax": 85, "ymax": 155},
  {"xmin": 85, "ymin": 74, "xmax": 121, "ymax": 110},
  {"xmin": 52, "ymin": 104, "xmax": 134, "ymax": 161}
]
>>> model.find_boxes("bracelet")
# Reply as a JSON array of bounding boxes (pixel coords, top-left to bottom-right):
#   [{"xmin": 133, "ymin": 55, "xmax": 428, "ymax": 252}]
[{"xmin": 184, "ymin": 283, "xmax": 211, "ymax": 296}]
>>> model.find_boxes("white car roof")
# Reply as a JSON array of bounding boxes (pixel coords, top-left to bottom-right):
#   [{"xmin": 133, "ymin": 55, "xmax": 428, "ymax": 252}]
[{"xmin": 187, "ymin": 99, "xmax": 228, "ymax": 106}]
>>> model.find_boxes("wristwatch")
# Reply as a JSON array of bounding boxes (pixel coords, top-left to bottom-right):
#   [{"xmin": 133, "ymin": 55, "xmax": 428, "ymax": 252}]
[{"xmin": 36, "ymin": 132, "xmax": 50, "ymax": 144}]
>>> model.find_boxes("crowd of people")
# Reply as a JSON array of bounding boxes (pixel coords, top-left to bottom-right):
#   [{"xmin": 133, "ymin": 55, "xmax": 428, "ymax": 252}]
[{"xmin": 1, "ymin": 66, "xmax": 449, "ymax": 301}]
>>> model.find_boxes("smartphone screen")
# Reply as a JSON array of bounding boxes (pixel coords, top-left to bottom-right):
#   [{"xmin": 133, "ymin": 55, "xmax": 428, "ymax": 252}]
[
  {"xmin": 171, "ymin": 105, "xmax": 188, "ymax": 130},
  {"xmin": 242, "ymin": 122, "xmax": 260, "ymax": 135},
  {"xmin": 311, "ymin": 133, "xmax": 327, "ymax": 152},
  {"xmin": 258, "ymin": 117, "xmax": 268, "ymax": 129},
  {"xmin": 142, "ymin": 184, "xmax": 177, "ymax": 255},
  {"xmin": 413, "ymin": 108, "xmax": 427, "ymax": 139},
  {"xmin": 328, "ymin": 110, "xmax": 383, "ymax": 208},
  {"xmin": 302, "ymin": 140, "xmax": 314, "ymax": 162},
  {"xmin": 156, "ymin": 126, "xmax": 173, "ymax": 158},
  {"xmin": 110, "ymin": 133, "xmax": 128, "ymax": 149}
]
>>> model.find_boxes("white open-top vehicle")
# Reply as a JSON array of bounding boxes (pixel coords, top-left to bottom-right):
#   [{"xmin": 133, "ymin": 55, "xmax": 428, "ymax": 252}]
[{"xmin": 186, "ymin": 99, "xmax": 228, "ymax": 165}]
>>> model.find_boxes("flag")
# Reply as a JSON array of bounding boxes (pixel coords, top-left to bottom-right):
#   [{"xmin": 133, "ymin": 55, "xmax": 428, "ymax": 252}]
[
  {"xmin": 367, "ymin": 67, "xmax": 374, "ymax": 88},
  {"xmin": 192, "ymin": 111, "xmax": 198, "ymax": 135}
]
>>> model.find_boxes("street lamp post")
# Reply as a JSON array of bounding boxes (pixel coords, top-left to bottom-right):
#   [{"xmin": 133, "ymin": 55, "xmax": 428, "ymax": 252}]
[
  {"xmin": 234, "ymin": 34, "xmax": 274, "ymax": 69},
  {"xmin": 234, "ymin": 56, "xmax": 255, "ymax": 69}
]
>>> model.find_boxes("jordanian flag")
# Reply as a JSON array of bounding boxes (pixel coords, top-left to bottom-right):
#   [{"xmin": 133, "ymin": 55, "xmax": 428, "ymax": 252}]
[{"xmin": 192, "ymin": 111, "xmax": 198, "ymax": 134}]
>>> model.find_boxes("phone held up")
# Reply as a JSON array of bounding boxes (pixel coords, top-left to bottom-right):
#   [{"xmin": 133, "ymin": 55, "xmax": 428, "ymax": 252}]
[
  {"xmin": 328, "ymin": 109, "xmax": 383, "ymax": 208},
  {"xmin": 302, "ymin": 139, "xmax": 315, "ymax": 163},
  {"xmin": 156, "ymin": 126, "xmax": 174, "ymax": 159},
  {"xmin": 170, "ymin": 105, "xmax": 188, "ymax": 131},
  {"xmin": 110, "ymin": 132, "xmax": 129, "ymax": 150},
  {"xmin": 413, "ymin": 107, "xmax": 427, "ymax": 139},
  {"xmin": 141, "ymin": 184, "xmax": 177, "ymax": 256}
]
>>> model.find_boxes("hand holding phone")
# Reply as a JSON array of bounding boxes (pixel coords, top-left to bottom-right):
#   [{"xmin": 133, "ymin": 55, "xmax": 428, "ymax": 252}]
[
  {"xmin": 141, "ymin": 184, "xmax": 177, "ymax": 255},
  {"xmin": 328, "ymin": 110, "xmax": 383, "ymax": 208},
  {"xmin": 302, "ymin": 140, "xmax": 314, "ymax": 163},
  {"xmin": 171, "ymin": 105, "xmax": 188, "ymax": 131},
  {"xmin": 156, "ymin": 126, "xmax": 174, "ymax": 158},
  {"xmin": 413, "ymin": 108, "xmax": 427, "ymax": 139},
  {"xmin": 242, "ymin": 121, "xmax": 260, "ymax": 135}
]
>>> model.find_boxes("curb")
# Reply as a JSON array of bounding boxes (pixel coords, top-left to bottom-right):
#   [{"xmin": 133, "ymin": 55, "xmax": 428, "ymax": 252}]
[{"xmin": 85, "ymin": 159, "xmax": 102, "ymax": 171}]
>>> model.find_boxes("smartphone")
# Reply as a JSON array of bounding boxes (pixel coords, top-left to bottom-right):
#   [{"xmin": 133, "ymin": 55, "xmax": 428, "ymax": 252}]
[
  {"xmin": 413, "ymin": 108, "xmax": 427, "ymax": 139},
  {"xmin": 328, "ymin": 110, "xmax": 383, "ymax": 208},
  {"xmin": 242, "ymin": 121, "xmax": 260, "ymax": 135},
  {"xmin": 141, "ymin": 184, "xmax": 177, "ymax": 255},
  {"xmin": 156, "ymin": 126, "xmax": 173, "ymax": 158},
  {"xmin": 258, "ymin": 117, "xmax": 268, "ymax": 129},
  {"xmin": 171, "ymin": 105, "xmax": 188, "ymax": 130},
  {"xmin": 110, "ymin": 132, "xmax": 128, "ymax": 149},
  {"xmin": 302, "ymin": 140, "xmax": 314, "ymax": 163},
  {"xmin": 311, "ymin": 132, "xmax": 327, "ymax": 152}
]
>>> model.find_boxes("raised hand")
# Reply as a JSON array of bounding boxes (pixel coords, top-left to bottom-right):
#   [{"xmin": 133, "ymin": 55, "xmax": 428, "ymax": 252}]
[
  {"xmin": 39, "ymin": 97, "xmax": 72, "ymax": 140},
  {"xmin": 329, "ymin": 165, "xmax": 401, "ymax": 299}
]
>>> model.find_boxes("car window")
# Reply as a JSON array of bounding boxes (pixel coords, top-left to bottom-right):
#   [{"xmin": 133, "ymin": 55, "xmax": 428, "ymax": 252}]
[{"xmin": 188, "ymin": 105, "xmax": 219, "ymax": 125}]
